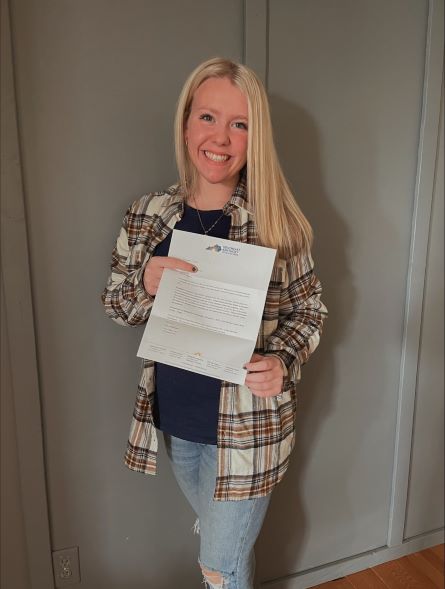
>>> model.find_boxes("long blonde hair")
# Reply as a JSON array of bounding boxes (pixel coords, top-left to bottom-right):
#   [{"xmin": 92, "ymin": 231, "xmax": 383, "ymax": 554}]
[{"xmin": 174, "ymin": 57, "xmax": 313, "ymax": 257}]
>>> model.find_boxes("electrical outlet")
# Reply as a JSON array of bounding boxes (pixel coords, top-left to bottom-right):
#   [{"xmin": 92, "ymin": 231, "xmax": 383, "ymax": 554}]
[{"xmin": 52, "ymin": 546, "xmax": 81, "ymax": 587}]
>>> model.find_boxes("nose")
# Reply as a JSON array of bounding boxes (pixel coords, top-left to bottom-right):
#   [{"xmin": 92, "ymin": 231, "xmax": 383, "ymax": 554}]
[{"xmin": 212, "ymin": 123, "xmax": 230, "ymax": 146}]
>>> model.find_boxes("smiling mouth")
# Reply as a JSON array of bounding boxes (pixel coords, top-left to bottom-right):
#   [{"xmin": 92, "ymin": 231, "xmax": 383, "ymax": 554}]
[{"xmin": 204, "ymin": 150, "xmax": 230, "ymax": 162}]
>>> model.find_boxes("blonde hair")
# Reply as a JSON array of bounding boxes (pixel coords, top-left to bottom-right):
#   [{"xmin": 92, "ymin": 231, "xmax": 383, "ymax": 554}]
[{"xmin": 174, "ymin": 57, "xmax": 313, "ymax": 257}]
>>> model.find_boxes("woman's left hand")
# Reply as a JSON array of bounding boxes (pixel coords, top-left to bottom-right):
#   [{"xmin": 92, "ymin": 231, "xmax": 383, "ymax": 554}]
[{"xmin": 244, "ymin": 353, "xmax": 284, "ymax": 397}]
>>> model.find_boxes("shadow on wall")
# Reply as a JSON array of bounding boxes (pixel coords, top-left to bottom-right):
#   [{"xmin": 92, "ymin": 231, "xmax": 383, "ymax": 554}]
[{"xmin": 255, "ymin": 94, "xmax": 356, "ymax": 582}]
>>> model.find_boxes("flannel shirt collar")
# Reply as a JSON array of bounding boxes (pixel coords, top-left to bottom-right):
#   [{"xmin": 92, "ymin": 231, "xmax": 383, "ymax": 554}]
[{"xmin": 168, "ymin": 167, "xmax": 252, "ymax": 218}]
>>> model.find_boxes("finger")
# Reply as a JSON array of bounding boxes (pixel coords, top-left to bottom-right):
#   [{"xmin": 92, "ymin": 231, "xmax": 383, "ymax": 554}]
[
  {"xmin": 143, "ymin": 268, "xmax": 160, "ymax": 288},
  {"xmin": 251, "ymin": 387, "xmax": 282, "ymax": 398},
  {"xmin": 248, "ymin": 382, "xmax": 282, "ymax": 396},
  {"xmin": 159, "ymin": 257, "xmax": 198, "ymax": 273},
  {"xmin": 145, "ymin": 283, "xmax": 158, "ymax": 296},
  {"xmin": 244, "ymin": 358, "xmax": 275, "ymax": 372},
  {"xmin": 245, "ymin": 371, "xmax": 277, "ymax": 384},
  {"xmin": 246, "ymin": 374, "xmax": 282, "ymax": 389},
  {"xmin": 147, "ymin": 278, "xmax": 160, "ymax": 291}
]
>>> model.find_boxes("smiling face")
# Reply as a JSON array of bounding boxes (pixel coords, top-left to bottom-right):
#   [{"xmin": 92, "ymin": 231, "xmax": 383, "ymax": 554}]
[{"xmin": 184, "ymin": 76, "xmax": 248, "ymax": 197}]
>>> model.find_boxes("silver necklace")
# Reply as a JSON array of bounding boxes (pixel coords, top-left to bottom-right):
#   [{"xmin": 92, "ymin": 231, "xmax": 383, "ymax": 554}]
[{"xmin": 192, "ymin": 194, "xmax": 226, "ymax": 235}]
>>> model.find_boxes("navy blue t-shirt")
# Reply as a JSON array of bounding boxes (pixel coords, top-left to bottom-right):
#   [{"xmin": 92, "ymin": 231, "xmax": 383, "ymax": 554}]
[{"xmin": 152, "ymin": 202, "xmax": 231, "ymax": 444}]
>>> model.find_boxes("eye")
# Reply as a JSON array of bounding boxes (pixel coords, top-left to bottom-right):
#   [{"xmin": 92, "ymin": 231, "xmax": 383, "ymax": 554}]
[
  {"xmin": 199, "ymin": 113, "xmax": 214, "ymax": 122},
  {"xmin": 233, "ymin": 121, "xmax": 248, "ymax": 130}
]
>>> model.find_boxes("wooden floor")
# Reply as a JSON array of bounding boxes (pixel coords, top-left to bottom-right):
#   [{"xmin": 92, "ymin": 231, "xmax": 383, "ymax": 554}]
[{"xmin": 310, "ymin": 544, "xmax": 444, "ymax": 589}]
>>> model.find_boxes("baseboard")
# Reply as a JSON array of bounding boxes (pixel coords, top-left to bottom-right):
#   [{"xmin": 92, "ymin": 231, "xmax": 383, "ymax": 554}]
[{"xmin": 260, "ymin": 528, "xmax": 444, "ymax": 589}]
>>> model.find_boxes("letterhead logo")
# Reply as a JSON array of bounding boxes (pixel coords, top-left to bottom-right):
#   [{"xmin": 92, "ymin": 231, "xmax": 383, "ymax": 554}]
[{"xmin": 206, "ymin": 243, "xmax": 241, "ymax": 256}]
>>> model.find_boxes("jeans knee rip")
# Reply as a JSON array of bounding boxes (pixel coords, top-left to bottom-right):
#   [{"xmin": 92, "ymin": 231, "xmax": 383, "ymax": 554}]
[{"xmin": 198, "ymin": 558, "xmax": 231, "ymax": 589}]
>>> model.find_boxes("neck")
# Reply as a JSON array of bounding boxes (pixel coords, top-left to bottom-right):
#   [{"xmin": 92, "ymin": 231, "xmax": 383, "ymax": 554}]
[{"xmin": 190, "ymin": 176, "xmax": 238, "ymax": 210}]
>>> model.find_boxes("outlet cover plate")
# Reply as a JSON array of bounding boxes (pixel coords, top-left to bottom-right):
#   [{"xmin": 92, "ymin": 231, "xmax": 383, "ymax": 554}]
[{"xmin": 52, "ymin": 546, "xmax": 81, "ymax": 587}]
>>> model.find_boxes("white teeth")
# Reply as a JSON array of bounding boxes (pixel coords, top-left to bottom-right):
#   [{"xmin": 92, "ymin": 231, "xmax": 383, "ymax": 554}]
[{"xmin": 204, "ymin": 151, "xmax": 229, "ymax": 162}]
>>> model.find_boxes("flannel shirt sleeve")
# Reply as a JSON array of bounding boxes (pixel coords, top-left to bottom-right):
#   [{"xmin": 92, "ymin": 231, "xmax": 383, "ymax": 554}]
[
  {"xmin": 101, "ymin": 205, "xmax": 154, "ymax": 326},
  {"xmin": 264, "ymin": 251, "xmax": 327, "ymax": 385}
]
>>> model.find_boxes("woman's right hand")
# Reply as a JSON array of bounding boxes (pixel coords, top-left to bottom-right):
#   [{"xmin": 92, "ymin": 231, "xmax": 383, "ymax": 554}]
[{"xmin": 143, "ymin": 256, "xmax": 197, "ymax": 296}]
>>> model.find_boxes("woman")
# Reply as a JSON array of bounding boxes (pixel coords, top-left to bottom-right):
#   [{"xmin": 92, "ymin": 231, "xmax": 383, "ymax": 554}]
[{"xmin": 102, "ymin": 57, "xmax": 327, "ymax": 589}]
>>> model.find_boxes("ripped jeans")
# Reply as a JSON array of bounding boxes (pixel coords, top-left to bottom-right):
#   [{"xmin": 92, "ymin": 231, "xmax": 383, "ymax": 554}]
[{"xmin": 163, "ymin": 432, "xmax": 272, "ymax": 589}]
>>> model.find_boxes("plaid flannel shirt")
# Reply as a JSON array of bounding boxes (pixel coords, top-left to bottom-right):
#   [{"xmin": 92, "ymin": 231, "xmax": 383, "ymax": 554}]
[{"xmin": 101, "ymin": 174, "xmax": 327, "ymax": 500}]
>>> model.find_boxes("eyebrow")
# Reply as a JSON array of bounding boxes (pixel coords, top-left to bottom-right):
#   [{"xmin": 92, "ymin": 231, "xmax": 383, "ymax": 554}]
[{"xmin": 195, "ymin": 106, "xmax": 248, "ymax": 121}]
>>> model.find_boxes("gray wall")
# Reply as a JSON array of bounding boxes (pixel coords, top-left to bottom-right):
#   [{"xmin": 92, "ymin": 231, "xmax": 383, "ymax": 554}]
[
  {"xmin": 1, "ymin": 276, "xmax": 31, "ymax": 589},
  {"xmin": 1, "ymin": 1, "xmax": 443, "ymax": 588}
]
